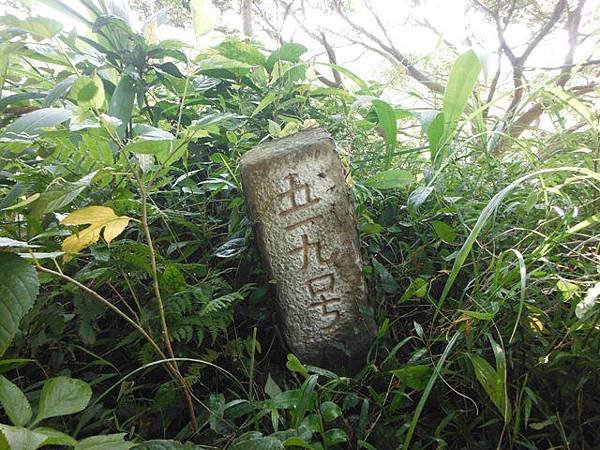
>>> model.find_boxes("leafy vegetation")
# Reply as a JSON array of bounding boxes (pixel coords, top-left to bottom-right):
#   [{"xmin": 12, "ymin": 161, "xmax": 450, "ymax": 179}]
[{"xmin": 0, "ymin": 0, "xmax": 598, "ymax": 449}]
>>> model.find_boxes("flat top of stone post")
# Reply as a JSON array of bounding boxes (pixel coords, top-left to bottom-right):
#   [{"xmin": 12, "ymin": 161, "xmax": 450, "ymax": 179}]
[{"xmin": 240, "ymin": 128, "xmax": 333, "ymax": 167}]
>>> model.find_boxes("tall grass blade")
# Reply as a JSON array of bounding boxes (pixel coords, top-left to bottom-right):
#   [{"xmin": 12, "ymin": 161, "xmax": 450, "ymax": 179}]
[
  {"xmin": 437, "ymin": 167, "xmax": 599, "ymax": 312},
  {"xmin": 403, "ymin": 331, "xmax": 461, "ymax": 449}
]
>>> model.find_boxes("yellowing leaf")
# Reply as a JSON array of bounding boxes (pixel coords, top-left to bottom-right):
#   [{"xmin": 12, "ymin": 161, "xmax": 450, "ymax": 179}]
[
  {"xmin": 103, "ymin": 217, "xmax": 130, "ymax": 243},
  {"xmin": 142, "ymin": 17, "xmax": 158, "ymax": 44},
  {"xmin": 61, "ymin": 225, "xmax": 101, "ymax": 254},
  {"xmin": 61, "ymin": 206, "xmax": 117, "ymax": 225},
  {"xmin": 60, "ymin": 206, "xmax": 131, "ymax": 260},
  {"xmin": 528, "ymin": 316, "xmax": 544, "ymax": 332}
]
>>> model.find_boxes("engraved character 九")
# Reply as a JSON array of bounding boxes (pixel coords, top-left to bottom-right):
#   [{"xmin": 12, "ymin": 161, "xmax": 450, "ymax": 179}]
[
  {"xmin": 288, "ymin": 234, "xmax": 336, "ymax": 271},
  {"xmin": 306, "ymin": 272, "xmax": 341, "ymax": 329}
]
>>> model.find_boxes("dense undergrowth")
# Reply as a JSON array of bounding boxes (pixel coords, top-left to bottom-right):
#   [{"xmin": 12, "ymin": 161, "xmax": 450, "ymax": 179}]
[{"xmin": 0, "ymin": 1, "xmax": 598, "ymax": 449}]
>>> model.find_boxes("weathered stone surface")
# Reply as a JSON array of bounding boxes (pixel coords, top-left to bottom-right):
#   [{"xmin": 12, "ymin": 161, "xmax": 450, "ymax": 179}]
[{"xmin": 240, "ymin": 128, "xmax": 376, "ymax": 369}]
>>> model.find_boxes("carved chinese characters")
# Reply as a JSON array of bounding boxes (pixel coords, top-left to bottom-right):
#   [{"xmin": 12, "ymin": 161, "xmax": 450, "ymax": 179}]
[{"xmin": 240, "ymin": 129, "xmax": 376, "ymax": 368}]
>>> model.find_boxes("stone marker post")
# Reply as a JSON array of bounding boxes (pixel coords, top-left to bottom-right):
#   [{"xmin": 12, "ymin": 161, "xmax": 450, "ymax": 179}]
[{"xmin": 240, "ymin": 128, "xmax": 376, "ymax": 369}]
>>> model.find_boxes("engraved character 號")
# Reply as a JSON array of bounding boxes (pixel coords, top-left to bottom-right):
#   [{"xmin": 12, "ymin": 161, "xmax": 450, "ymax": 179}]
[{"xmin": 306, "ymin": 273, "xmax": 340, "ymax": 329}]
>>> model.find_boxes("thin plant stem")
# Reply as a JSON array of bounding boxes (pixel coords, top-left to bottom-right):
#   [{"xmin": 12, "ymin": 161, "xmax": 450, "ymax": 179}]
[{"xmin": 134, "ymin": 169, "xmax": 198, "ymax": 432}]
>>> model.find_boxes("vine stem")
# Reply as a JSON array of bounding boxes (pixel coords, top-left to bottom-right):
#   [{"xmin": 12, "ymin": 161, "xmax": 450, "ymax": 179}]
[{"xmin": 134, "ymin": 170, "xmax": 198, "ymax": 432}]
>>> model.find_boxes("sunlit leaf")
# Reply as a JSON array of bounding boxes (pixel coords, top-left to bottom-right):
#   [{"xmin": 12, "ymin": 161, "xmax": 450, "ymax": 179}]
[
  {"xmin": 442, "ymin": 50, "xmax": 481, "ymax": 135},
  {"xmin": 60, "ymin": 206, "xmax": 132, "ymax": 259},
  {"xmin": 33, "ymin": 427, "xmax": 77, "ymax": 447},
  {"xmin": 70, "ymin": 74, "xmax": 105, "ymax": 109},
  {"xmin": 320, "ymin": 401, "xmax": 342, "ymax": 422},
  {"xmin": 2, "ymin": 108, "xmax": 70, "ymax": 139},
  {"xmin": 432, "ymin": 220, "xmax": 456, "ymax": 243},
  {"xmin": 0, "ymin": 425, "xmax": 47, "ymax": 450},
  {"xmin": 467, "ymin": 352, "xmax": 508, "ymax": 420},
  {"xmin": 365, "ymin": 169, "xmax": 413, "ymax": 190},
  {"xmin": 0, "ymin": 15, "xmax": 63, "ymax": 40},
  {"xmin": 75, "ymin": 433, "xmax": 134, "ymax": 450}
]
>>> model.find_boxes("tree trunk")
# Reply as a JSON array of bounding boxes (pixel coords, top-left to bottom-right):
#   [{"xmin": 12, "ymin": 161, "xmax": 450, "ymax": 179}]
[{"xmin": 242, "ymin": 0, "xmax": 253, "ymax": 38}]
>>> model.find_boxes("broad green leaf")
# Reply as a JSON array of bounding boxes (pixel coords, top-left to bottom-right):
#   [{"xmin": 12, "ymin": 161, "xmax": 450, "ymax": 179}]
[
  {"xmin": 190, "ymin": 0, "xmax": 216, "ymax": 37},
  {"xmin": 75, "ymin": 433, "xmax": 134, "ymax": 450},
  {"xmin": 2, "ymin": 108, "xmax": 70, "ymax": 138},
  {"xmin": 266, "ymin": 43, "xmax": 307, "ymax": 72},
  {"xmin": 71, "ymin": 75, "xmax": 105, "ymax": 109},
  {"xmin": 268, "ymin": 120, "xmax": 281, "ymax": 137},
  {"xmin": 488, "ymin": 335, "xmax": 510, "ymax": 420},
  {"xmin": 33, "ymin": 376, "xmax": 92, "ymax": 425},
  {"xmin": 29, "ymin": 171, "xmax": 101, "ymax": 219},
  {"xmin": 33, "ymin": 427, "xmax": 77, "ymax": 447},
  {"xmin": 373, "ymin": 258, "xmax": 399, "ymax": 293},
  {"xmin": 108, "ymin": 74, "xmax": 135, "ymax": 138},
  {"xmin": 547, "ymin": 86, "xmax": 594, "ymax": 126},
  {"xmin": 408, "ymin": 185, "xmax": 434, "ymax": 211},
  {"xmin": 390, "ymin": 365, "xmax": 433, "ymax": 390},
  {"xmin": 0, "ymin": 254, "xmax": 39, "ymax": 357},
  {"xmin": 365, "ymin": 169, "xmax": 413, "ymax": 190},
  {"xmin": 372, "ymin": 99, "xmax": 397, "ymax": 152},
  {"xmin": 495, "ymin": 249, "xmax": 527, "ymax": 342},
  {"xmin": 295, "ymin": 374, "xmax": 318, "ymax": 427},
  {"xmin": 2, "ymin": 193, "xmax": 41, "ymax": 211},
  {"xmin": 427, "ymin": 111, "xmax": 445, "ymax": 161},
  {"xmin": 18, "ymin": 252, "xmax": 65, "ymax": 260},
  {"xmin": 432, "ymin": 220, "xmax": 457, "ymax": 243},
  {"xmin": 315, "ymin": 62, "xmax": 371, "ymax": 93},
  {"xmin": 280, "ymin": 121, "xmax": 299, "ymax": 137},
  {"xmin": 264, "ymin": 373, "xmax": 282, "ymax": 399},
  {"xmin": 0, "ymin": 93, "xmax": 46, "ymax": 112},
  {"xmin": 231, "ymin": 433, "xmax": 285, "ymax": 450},
  {"xmin": 132, "ymin": 124, "xmax": 175, "ymax": 141},
  {"xmin": 43, "ymin": 74, "xmax": 77, "ymax": 107},
  {"xmin": 467, "ymin": 353, "xmax": 506, "ymax": 419},
  {"xmin": 399, "ymin": 278, "xmax": 428, "ymax": 303},
  {"xmin": 0, "ymin": 15, "xmax": 63, "ymax": 40},
  {"xmin": 458, "ymin": 309, "xmax": 495, "ymax": 320},
  {"xmin": 61, "ymin": 206, "xmax": 132, "ymax": 258},
  {"xmin": 124, "ymin": 140, "xmax": 172, "ymax": 154},
  {"xmin": 252, "ymin": 92, "xmax": 278, "ymax": 117},
  {"xmin": 567, "ymin": 213, "xmax": 600, "ymax": 234},
  {"xmin": 442, "ymin": 50, "xmax": 481, "ymax": 137},
  {"xmin": 323, "ymin": 428, "xmax": 348, "ymax": 446},
  {"xmin": 320, "ymin": 401, "xmax": 342, "ymax": 422},
  {"xmin": 0, "ymin": 425, "xmax": 47, "ymax": 450},
  {"xmin": 0, "ymin": 376, "xmax": 32, "ymax": 426}
]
